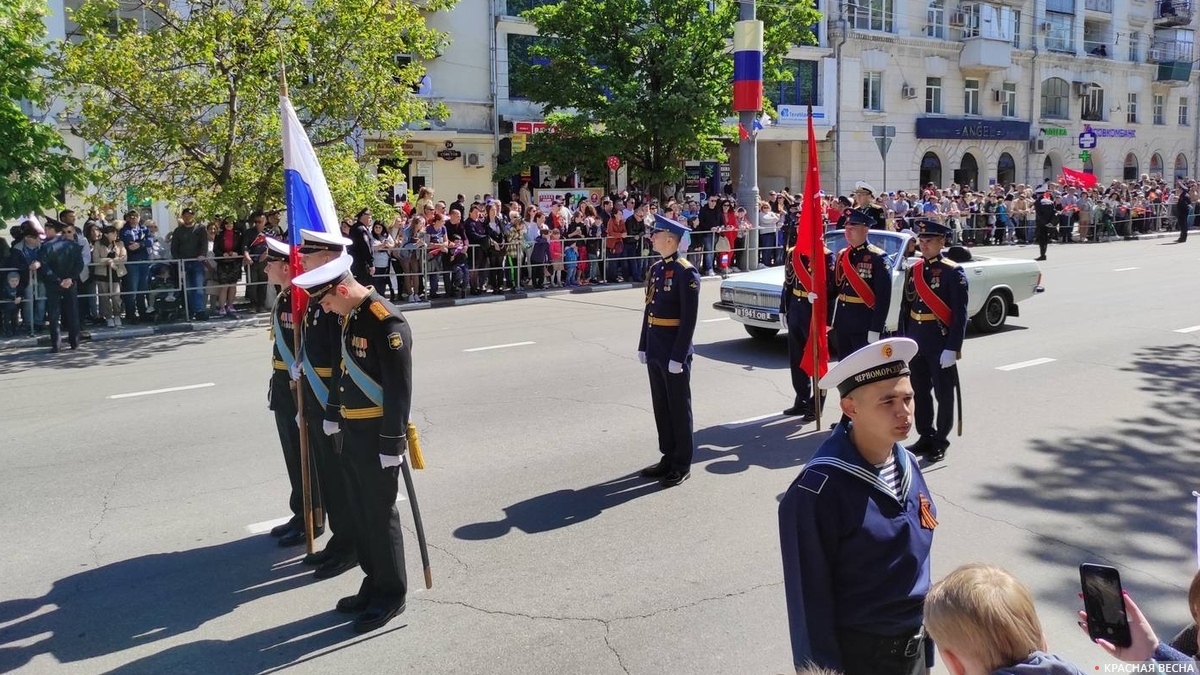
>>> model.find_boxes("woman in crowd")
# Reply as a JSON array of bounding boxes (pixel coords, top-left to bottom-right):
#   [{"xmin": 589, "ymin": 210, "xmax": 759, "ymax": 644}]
[
  {"xmin": 369, "ymin": 220, "xmax": 396, "ymax": 299},
  {"xmin": 210, "ymin": 216, "xmax": 243, "ymax": 318},
  {"xmin": 395, "ymin": 215, "xmax": 425, "ymax": 302},
  {"xmin": 92, "ymin": 225, "xmax": 127, "ymax": 327},
  {"xmin": 504, "ymin": 211, "xmax": 525, "ymax": 290},
  {"xmin": 759, "ymin": 200, "xmax": 780, "ymax": 266},
  {"xmin": 483, "ymin": 202, "xmax": 507, "ymax": 294},
  {"xmin": 81, "ymin": 222, "xmax": 103, "ymax": 323}
]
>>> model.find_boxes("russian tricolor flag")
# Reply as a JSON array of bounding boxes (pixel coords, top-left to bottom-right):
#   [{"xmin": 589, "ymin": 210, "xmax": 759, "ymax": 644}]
[
  {"xmin": 281, "ymin": 94, "xmax": 339, "ymax": 314},
  {"xmin": 732, "ymin": 20, "xmax": 763, "ymax": 112}
]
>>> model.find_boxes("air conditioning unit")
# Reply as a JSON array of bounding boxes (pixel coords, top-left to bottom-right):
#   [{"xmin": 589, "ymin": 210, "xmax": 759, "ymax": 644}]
[
  {"xmin": 463, "ymin": 151, "xmax": 486, "ymax": 168},
  {"xmin": 949, "ymin": 11, "xmax": 966, "ymax": 25},
  {"xmin": 993, "ymin": 89, "xmax": 1005, "ymax": 103},
  {"xmin": 1074, "ymin": 82, "xmax": 1092, "ymax": 96},
  {"xmin": 1039, "ymin": 22, "xmax": 1052, "ymax": 32},
  {"xmin": 1147, "ymin": 48, "xmax": 1162, "ymax": 62},
  {"xmin": 901, "ymin": 84, "xmax": 918, "ymax": 99},
  {"xmin": 1029, "ymin": 138, "xmax": 1046, "ymax": 153}
]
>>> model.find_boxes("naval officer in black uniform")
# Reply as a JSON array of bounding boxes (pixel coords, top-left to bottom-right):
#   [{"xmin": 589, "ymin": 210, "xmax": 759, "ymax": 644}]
[
  {"xmin": 780, "ymin": 227, "xmax": 835, "ymax": 421},
  {"xmin": 637, "ymin": 214, "xmax": 701, "ymax": 488},
  {"xmin": 293, "ymin": 253, "xmax": 412, "ymax": 633},
  {"xmin": 831, "ymin": 209, "xmax": 892, "ymax": 358},
  {"xmin": 264, "ymin": 237, "xmax": 324, "ymax": 547},
  {"xmin": 296, "ymin": 229, "xmax": 359, "ymax": 577},
  {"xmin": 853, "ymin": 181, "xmax": 888, "ymax": 230},
  {"xmin": 779, "ymin": 337, "xmax": 937, "ymax": 675},
  {"xmin": 897, "ymin": 220, "xmax": 967, "ymax": 463}
]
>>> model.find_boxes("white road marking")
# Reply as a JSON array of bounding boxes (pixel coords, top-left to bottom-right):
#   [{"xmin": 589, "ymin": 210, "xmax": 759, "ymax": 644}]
[
  {"xmin": 722, "ymin": 412, "xmax": 786, "ymax": 428},
  {"xmin": 1175, "ymin": 325, "xmax": 1200, "ymax": 333},
  {"xmin": 246, "ymin": 516, "xmax": 291, "ymax": 535},
  {"xmin": 701, "ymin": 317, "xmax": 731, "ymax": 323},
  {"xmin": 463, "ymin": 341, "xmax": 536, "ymax": 353},
  {"xmin": 996, "ymin": 357, "xmax": 1056, "ymax": 371},
  {"xmin": 108, "ymin": 382, "xmax": 216, "ymax": 400},
  {"xmin": 1113, "ymin": 266, "xmax": 1140, "ymax": 272}
]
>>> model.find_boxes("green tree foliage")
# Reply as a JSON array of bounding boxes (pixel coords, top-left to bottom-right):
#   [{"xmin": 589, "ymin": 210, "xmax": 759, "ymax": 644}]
[
  {"xmin": 52, "ymin": 0, "xmax": 454, "ymax": 219},
  {"xmin": 0, "ymin": 0, "xmax": 87, "ymax": 219},
  {"xmin": 498, "ymin": 0, "xmax": 819, "ymax": 197}
]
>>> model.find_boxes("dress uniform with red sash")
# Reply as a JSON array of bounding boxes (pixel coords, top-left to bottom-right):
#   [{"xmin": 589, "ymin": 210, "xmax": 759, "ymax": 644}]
[
  {"xmin": 897, "ymin": 220, "xmax": 967, "ymax": 462},
  {"xmin": 832, "ymin": 209, "xmax": 892, "ymax": 358},
  {"xmin": 779, "ymin": 234, "xmax": 835, "ymax": 420}
]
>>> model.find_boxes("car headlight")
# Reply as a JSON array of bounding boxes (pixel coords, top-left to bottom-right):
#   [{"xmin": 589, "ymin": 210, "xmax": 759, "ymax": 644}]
[{"xmin": 720, "ymin": 287, "xmax": 733, "ymax": 302}]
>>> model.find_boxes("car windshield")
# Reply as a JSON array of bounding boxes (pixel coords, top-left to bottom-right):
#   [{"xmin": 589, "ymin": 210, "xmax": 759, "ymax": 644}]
[{"xmin": 823, "ymin": 230, "xmax": 907, "ymax": 269}]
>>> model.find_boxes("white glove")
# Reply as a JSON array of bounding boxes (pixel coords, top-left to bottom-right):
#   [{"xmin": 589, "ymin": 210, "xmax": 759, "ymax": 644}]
[
  {"xmin": 294, "ymin": 414, "xmax": 301, "ymax": 427},
  {"xmin": 322, "ymin": 420, "xmax": 340, "ymax": 436},
  {"xmin": 807, "ymin": 291, "xmax": 818, "ymax": 304},
  {"xmin": 867, "ymin": 331, "xmax": 881, "ymax": 344},
  {"xmin": 637, "ymin": 351, "xmax": 647, "ymax": 364},
  {"xmin": 668, "ymin": 360, "xmax": 683, "ymax": 374},
  {"xmin": 379, "ymin": 454, "xmax": 403, "ymax": 469},
  {"xmin": 940, "ymin": 349, "xmax": 957, "ymax": 369},
  {"xmin": 289, "ymin": 361, "xmax": 301, "ymax": 381}
]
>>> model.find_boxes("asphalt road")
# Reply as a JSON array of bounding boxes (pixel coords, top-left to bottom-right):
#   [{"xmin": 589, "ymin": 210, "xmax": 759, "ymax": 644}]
[{"xmin": 2, "ymin": 238, "xmax": 1199, "ymax": 675}]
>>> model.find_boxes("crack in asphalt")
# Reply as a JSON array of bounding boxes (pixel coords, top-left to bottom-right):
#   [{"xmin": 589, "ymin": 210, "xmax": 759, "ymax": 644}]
[
  {"xmin": 398, "ymin": 522, "xmax": 470, "ymax": 573},
  {"xmin": 87, "ymin": 461, "xmax": 133, "ymax": 568},
  {"xmin": 603, "ymin": 621, "xmax": 632, "ymax": 675},
  {"xmin": 930, "ymin": 489, "xmax": 1186, "ymax": 591}
]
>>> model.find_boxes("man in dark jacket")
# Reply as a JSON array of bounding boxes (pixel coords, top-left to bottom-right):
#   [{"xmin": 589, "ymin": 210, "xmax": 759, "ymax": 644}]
[
  {"xmin": 170, "ymin": 209, "xmax": 210, "ymax": 320},
  {"xmin": 347, "ymin": 209, "xmax": 375, "ymax": 289},
  {"xmin": 38, "ymin": 221, "xmax": 85, "ymax": 352},
  {"xmin": 697, "ymin": 195, "xmax": 722, "ymax": 275}
]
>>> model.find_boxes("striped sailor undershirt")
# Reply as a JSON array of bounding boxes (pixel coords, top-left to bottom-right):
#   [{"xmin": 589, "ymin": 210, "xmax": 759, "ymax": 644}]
[{"xmin": 874, "ymin": 453, "xmax": 902, "ymax": 499}]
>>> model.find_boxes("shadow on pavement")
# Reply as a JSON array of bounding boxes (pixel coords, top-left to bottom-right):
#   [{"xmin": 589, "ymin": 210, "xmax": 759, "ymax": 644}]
[
  {"xmin": 453, "ymin": 418, "xmax": 827, "ymax": 541},
  {"xmin": 974, "ymin": 343, "xmax": 1200, "ymax": 630},
  {"xmin": 694, "ymin": 335, "xmax": 788, "ymax": 370},
  {"xmin": 0, "ymin": 535, "xmax": 370, "ymax": 674},
  {"xmin": 0, "ymin": 329, "xmax": 241, "ymax": 374}
]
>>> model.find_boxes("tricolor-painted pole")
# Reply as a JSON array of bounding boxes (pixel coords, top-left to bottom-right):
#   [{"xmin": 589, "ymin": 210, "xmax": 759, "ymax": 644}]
[{"xmin": 733, "ymin": 10, "xmax": 762, "ymax": 271}]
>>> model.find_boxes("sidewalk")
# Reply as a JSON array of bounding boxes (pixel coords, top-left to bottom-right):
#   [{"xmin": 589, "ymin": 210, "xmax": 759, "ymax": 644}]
[{"xmin": 0, "ymin": 275, "xmax": 729, "ymax": 350}]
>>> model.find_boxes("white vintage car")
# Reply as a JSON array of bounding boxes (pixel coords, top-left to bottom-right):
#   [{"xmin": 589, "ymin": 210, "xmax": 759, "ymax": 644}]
[{"xmin": 714, "ymin": 230, "xmax": 1045, "ymax": 340}]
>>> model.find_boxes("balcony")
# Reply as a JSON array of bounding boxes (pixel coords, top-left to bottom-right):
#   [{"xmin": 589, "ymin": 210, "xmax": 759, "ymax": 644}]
[
  {"xmin": 1156, "ymin": 60, "xmax": 1194, "ymax": 84},
  {"xmin": 960, "ymin": 34, "xmax": 1014, "ymax": 69},
  {"xmin": 1147, "ymin": 39, "xmax": 1194, "ymax": 61},
  {"xmin": 1154, "ymin": 0, "xmax": 1194, "ymax": 26},
  {"xmin": 1085, "ymin": 0, "xmax": 1113, "ymax": 12},
  {"xmin": 955, "ymin": 8, "xmax": 1015, "ymax": 70}
]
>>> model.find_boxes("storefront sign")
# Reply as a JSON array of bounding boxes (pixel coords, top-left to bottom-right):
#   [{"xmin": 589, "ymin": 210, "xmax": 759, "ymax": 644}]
[
  {"xmin": 1041, "ymin": 127, "xmax": 1069, "ymax": 136},
  {"xmin": 776, "ymin": 105, "xmax": 829, "ymax": 126},
  {"xmin": 535, "ymin": 188, "xmax": 605, "ymax": 213},
  {"xmin": 511, "ymin": 133, "xmax": 527, "ymax": 152},
  {"xmin": 436, "ymin": 148, "xmax": 462, "ymax": 161},
  {"xmin": 1090, "ymin": 128, "xmax": 1136, "ymax": 138},
  {"xmin": 915, "ymin": 117, "xmax": 1031, "ymax": 141},
  {"xmin": 514, "ymin": 120, "xmax": 547, "ymax": 134}
]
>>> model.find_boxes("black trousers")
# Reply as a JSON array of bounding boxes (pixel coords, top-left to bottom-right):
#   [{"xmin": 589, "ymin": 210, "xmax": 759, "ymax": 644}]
[
  {"xmin": 306, "ymin": 416, "xmax": 356, "ymax": 557},
  {"xmin": 1036, "ymin": 223, "xmax": 1051, "ymax": 258},
  {"xmin": 647, "ymin": 358, "xmax": 694, "ymax": 472},
  {"xmin": 836, "ymin": 628, "xmax": 927, "ymax": 675},
  {"xmin": 910, "ymin": 350, "xmax": 955, "ymax": 447},
  {"xmin": 270, "ymin": 377, "xmax": 322, "ymax": 525},
  {"xmin": 342, "ymin": 421, "xmax": 408, "ymax": 600},
  {"xmin": 45, "ymin": 283, "xmax": 79, "ymax": 348},
  {"xmin": 833, "ymin": 325, "xmax": 868, "ymax": 362},
  {"xmin": 785, "ymin": 297, "xmax": 814, "ymax": 409}
]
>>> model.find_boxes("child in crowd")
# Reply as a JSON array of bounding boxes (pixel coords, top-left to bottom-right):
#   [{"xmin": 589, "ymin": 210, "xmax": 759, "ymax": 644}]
[
  {"xmin": 548, "ymin": 228, "xmax": 564, "ymax": 287},
  {"xmin": 563, "ymin": 241, "xmax": 579, "ymax": 287},
  {"xmin": 529, "ymin": 227, "xmax": 550, "ymax": 289},
  {"xmin": 1, "ymin": 271, "xmax": 21, "ymax": 336},
  {"xmin": 447, "ymin": 233, "xmax": 470, "ymax": 298}
]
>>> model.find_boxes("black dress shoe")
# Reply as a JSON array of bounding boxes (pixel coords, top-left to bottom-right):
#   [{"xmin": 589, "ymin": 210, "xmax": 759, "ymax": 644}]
[
  {"xmin": 660, "ymin": 470, "xmax": 690, "ymax": 487},
  {"xmin": 640, "ymin": 462, "xmax": 670, "ymax": 478},
  {"xmin": 336, "ymin": 591, "xmax": 371, "ymax": 614},
  {"xmin": 782, "ymin": 405, "xmax": 808, "ymax": 416},
  {"xmin": 313, "ymin": 555, "xmax": 358, "ymax": 580},
  {"xmin": 278, "ymin": 526, "xmax": 323, "ymax": 547},
  {"xmin": 354, "ymin": 598, "xmax": 406, "ymax": 633},
  {"xmin": 270, "ymin": 521, "xmax": 297, "ymax": 538},
  {"xmin": 302, "ymin": 548, "xmax": 335, "ymax": 566},
  {"xmin": 905, "ymin": 437, "xmax": 935, "ymax": 457},
  {"xmin": 927, "ymin": 447, "xmax": 947, "ymax": 463}
]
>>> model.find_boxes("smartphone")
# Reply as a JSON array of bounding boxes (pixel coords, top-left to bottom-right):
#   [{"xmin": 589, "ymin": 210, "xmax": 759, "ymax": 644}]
[{"xmin": 1080, "ymin": 563, "xmax": 1132, "ymax": 648}]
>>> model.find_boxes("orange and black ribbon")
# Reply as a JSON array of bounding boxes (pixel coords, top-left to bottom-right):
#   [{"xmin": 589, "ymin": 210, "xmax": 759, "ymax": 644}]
[{"xmin": 918, "ymin": 493, "xmax": 938, "ymax": 530}]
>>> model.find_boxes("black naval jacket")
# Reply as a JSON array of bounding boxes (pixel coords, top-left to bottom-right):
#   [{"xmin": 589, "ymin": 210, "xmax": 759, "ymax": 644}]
[
  {"xmin": 833, "ymin": 242, "xmax": 892, "ymax": 335},
  {"xmin": 897, "ymin": 253, "xmax": 969, "ymax": 355},
  {"xmin": 268, "ymin": 287, "xmax": 298, "ymax": 411},
  {"xmin": 329, "ymin": 292, "xmax": 413, "ymax": 456},
  {"xmin": 300, "ymin": 296, "xmax": 342, "ymax": 422}
]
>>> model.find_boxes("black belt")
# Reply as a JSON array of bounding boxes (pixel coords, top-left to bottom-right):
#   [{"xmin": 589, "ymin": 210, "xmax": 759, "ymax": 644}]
[{"xmin": 837, "ymin": 626, "xmax": 925, "ymax": 660}]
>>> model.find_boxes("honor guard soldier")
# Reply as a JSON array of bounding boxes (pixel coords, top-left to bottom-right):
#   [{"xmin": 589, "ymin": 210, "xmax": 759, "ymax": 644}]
[
  {"xmin": 779, "ymin": 227, "xmax": 835, "ymax": 421},
  {"xmin": 779, "ymin": 338, "xmax": 937, "ymax": 675},
  {"xmin": 637, "ymin": 214, "xmax": 701, "ymax": 488},
  {"xmin": 264, "ymin": 238, "xmax": 324, "ymax": 547},
  {"xmin": 897, "ymin": 220, "xmax": 967, "ymax": 463},
  {"xmin": 832, "ymin": 209, "xmax": 892, "ymax": 358},
  {"xmin": 296, "ymin": 229, "xmax": 359, "ymax": 578},
  {"xmin": 853, "ymin": 181, "xmax": 888, "ymax": 230},
  {"xmin": 293, "ymin": 254, "xmax": 412, "ymax": 633}
]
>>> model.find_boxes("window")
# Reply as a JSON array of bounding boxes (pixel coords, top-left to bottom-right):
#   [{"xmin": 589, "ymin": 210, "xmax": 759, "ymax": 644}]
[
  {"xmin": 1045, "ymin": 12, "xmax": 1075, "ymax": 52},
  {"xmin": 503, "ymin": 0, "xmax": 559, "ymax": 15},
  {"xmin": 960, "ymin": 3, "xmax": 1016, "ymax": 41},
  {"xmin": 1040, "ymin": 77, "xmax": 1070, "ymax": 118},
  {"xmin": 1124, "ymin": 153, "xmax": 1139, "ymax": 180},
  {"xmin": 769, "ymin": 60, "xmax": 820, "ymax": 107},
  {"xmin": 507, "ymin": 34, "xmax": 553, "ymax": 100},
  {"xmin": 1129, "ymin": 31, "xmax": 1140, "ymax": 62},
  {"xmin": 1181, "ymin": 97, "xmax": 1190, "ymax": 125},
  {"xmin": 926, "ymin": 77, "xmax": 943, "ymax": 113},
  {"xmin": 1081, "ymin": 86, "xmax": 1104, "ymax": 121},
  {"xmin": 1000, "ymin": 82, "xmax": 1017, "ymax": 117},
  {"xmin": 927, "ymin": 0, "xmax": 945, "ymax": 38},
  {"xmin": 849, "ymin": 0, "xmax": 895, "ymax": 32},
  {"xmin": 964, "ymin": 78, "xmax": 981, "ymax": 115},
  {"xmin": 1150, "ymin": 153, "xmax": 1164, "ymax": 176},
  {"xmin": 863, "ymin": 71, "xmax": 883, "ymax": 111},
  {"xmin": 1154, "ymin": 93, "xmax": 1165, "ymax": 124},
  {"xmin": 1127, "ymin": 92, "xmax": 1138, "ymax": 123},
  {"xmin": 1011, "ymin": 10, "xmax": 1022, "ymax": 48}
]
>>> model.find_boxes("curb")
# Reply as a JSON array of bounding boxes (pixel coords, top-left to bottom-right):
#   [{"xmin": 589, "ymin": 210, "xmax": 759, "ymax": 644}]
[{"xmin": 0, "ymin": 316, "xmax": 271, "ymax": 350}]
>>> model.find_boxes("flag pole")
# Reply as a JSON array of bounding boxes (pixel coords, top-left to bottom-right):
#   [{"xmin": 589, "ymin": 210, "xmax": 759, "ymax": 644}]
[
  {"xmin": 810, "ymin": 312, "xmax": 822, "ymax": 429},
  {"xmin": 280, "ymin": 51, "xmax": 316, "ymax": 556}
]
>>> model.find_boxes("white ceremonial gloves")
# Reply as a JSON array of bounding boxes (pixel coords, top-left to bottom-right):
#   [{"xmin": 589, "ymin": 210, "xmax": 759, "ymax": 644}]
[
  {"xmin": 289, "ymin": 361, "xmax": 302, "ymax": 381},
  {"xmin": 668, "ymin": 360, "xmax": 683, "ymax": 374},
  {"xmin": 637, "ymin": 351, "xmax": 647, "ymax": 364},
  {"xmin": 867, "ymin": 331, "xmax": 881, "ymax": 344},
  {"xmin": 322, "ymin": 420, "xmax": 340, "ymax": 436},
  {"xmin": 807, "ymin": 291, "xmax": 818, "ymax": 304},
  {"xmin": 940, "ymin": 349, "xmax": 957, "ymax": 369},
  {"xmin": 379, "ymin": 454, "xmax": 403, "ymax": 469}
]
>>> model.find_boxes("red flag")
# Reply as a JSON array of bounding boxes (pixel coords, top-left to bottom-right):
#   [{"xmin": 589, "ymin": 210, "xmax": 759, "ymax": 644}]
[
  {"xmin": 738, "ymin": 123, "xmax": 750, "ymax": 141},
  {"xmin": 1060, "ymin": 167, "xmax": 1097, "ymax": 188},
  {"xmin": 796, "ymin": 106, "xmax": 828, "ymax": 380}
]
